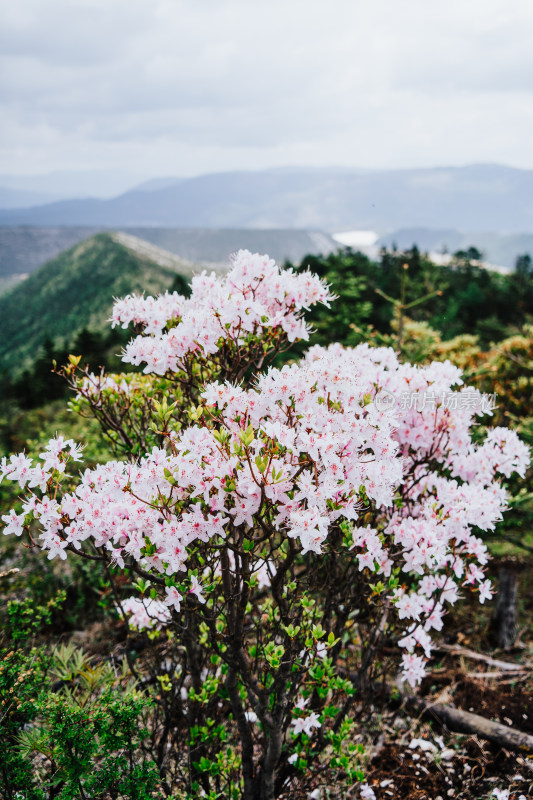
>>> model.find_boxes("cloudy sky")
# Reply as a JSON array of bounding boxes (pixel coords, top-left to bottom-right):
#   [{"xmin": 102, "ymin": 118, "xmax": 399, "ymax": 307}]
[{"xmin": 1, "ymin": 0, "xmax": 533, "ymax": 190}]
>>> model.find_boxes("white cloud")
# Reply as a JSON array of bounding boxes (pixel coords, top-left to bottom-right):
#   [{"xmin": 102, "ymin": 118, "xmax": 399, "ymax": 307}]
[{"xmin": 1, "ymin": 0, "xmax": 533, "ymax": 180}]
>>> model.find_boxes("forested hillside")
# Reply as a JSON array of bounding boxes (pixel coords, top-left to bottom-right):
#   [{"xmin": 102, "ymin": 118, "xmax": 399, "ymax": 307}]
[{"xmin": 0, "ymin": 232, "xmax": 192, "ymax": 374}]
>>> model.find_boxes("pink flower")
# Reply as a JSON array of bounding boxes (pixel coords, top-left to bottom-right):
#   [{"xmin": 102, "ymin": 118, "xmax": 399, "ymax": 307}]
[
  {"xmin": 478, "ymin": 579, "xmax": 493, "ymax": 604},
  {"xmin": 164, "ymin": 586, "xmax": 183, "ymax": 612},
  {"xmin": 189, "ymin": 575, "xmax": 205, "ymax": 604},
  {"xmin": 1, "ymin": 509, "xmax": 25, "ymax": 537},
  {"xmin": 291, "ymin": 711, "xmax": 321, "ymax": 737}
]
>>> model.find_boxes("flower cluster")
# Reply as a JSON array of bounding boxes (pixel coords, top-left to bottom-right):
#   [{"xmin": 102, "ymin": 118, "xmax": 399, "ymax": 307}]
[
  {"xmin": 1, "ymin": 437, "xmax": 83, "ymax": 556},
  {"xmin": 113, "ymin": 249, "xmax": 334, "ymax": 375}
]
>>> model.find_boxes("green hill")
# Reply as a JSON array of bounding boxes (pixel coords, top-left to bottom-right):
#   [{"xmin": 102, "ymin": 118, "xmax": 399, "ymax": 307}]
[{"xmin": 0, "ymin": 232, "xmax": 197, "ymax": 374}]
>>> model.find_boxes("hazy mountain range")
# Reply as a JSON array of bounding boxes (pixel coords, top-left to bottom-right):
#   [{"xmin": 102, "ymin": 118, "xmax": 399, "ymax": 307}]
[{"xmin": 1, "ymin": 164, "xmax": 532, "ymax": 233}]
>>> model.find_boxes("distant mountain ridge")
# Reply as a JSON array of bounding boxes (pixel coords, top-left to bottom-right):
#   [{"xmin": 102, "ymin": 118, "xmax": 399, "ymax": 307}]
[
  {"xmin": 0, "ymin": 226, "xmax": 338, "ymax": 283},
  {"xmin": 0, "ymin": 186, "xmax": 56, "ymax": 209},
  {"xmin": 0, "ymin": 164, "xmax": 532, "ymax": 233},
  {"xmin": 0, "ymin": 169, "xmax": 145, "ymax": 202}
]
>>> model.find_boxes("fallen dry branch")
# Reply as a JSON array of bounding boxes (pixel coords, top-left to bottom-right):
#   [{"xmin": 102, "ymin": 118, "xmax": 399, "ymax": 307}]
[
  {"xmin": 345, "ymin": 668, "xmax": 533, "ymax": 753},
  {"xmin": 461, "ymin": 670, "xmax": 528, "ymax": 680},
  {"xmin": 435, "ymin": 643, "xmax": 528, "ymax": 672},
  {"xmin": 404, "ymin": 693, "xmax": 533, "ymax": 753}
]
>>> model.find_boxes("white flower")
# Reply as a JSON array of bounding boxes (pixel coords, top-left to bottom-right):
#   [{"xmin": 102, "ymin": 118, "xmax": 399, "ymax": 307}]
[{"xmin": 315, "ymin": 641, "xmax": 328, "ymax": 659}]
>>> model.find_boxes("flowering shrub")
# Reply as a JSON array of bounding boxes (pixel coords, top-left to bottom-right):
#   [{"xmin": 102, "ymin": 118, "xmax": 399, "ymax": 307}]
[{"xmin": 1, "ymin": 251, "xmax": 529, "ymax": 800}]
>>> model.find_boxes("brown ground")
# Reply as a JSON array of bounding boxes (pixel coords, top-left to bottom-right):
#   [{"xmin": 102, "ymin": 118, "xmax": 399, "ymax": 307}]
[{"xmin": 357, "ymin": 557, "xmax": 533, "ymax": 800}]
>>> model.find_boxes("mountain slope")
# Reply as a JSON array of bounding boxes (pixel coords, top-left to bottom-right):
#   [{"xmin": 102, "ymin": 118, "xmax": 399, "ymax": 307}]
[
  {"xmin": 0, "ymin": 233, "xmax": 195, "ymax": 373},
  {"xmin": 0, "ymin": 165, "xmax": 532, "ymax": 233}
]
